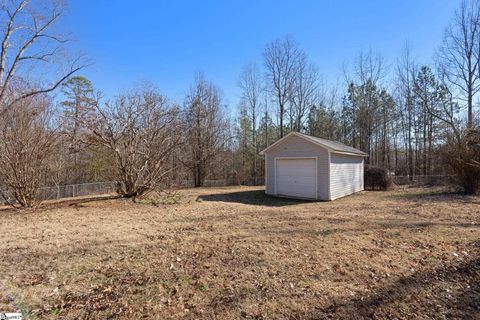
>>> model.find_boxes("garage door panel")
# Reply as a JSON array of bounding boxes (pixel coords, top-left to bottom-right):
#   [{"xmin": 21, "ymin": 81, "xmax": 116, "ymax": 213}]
[{"xmin": 276, "ymin": 158, "xmax": 317, "ymax": 199}]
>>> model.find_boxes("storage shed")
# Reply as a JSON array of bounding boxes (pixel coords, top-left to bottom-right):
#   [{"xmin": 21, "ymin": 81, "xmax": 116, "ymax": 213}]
[{"xmin": 260, "ymin": 132, "xmax": 368, "ymax": 200}]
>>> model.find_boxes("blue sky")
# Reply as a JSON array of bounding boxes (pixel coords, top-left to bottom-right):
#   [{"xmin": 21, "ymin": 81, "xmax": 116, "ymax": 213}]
[{"xmin": 61, "ymin": 0, "xmax": 461, "ymax": 109}]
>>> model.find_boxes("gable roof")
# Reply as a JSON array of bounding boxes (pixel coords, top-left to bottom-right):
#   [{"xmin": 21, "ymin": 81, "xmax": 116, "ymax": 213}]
[{"xmin": 259, "ymin": 132, "xmax": 368, "ymax": 156}]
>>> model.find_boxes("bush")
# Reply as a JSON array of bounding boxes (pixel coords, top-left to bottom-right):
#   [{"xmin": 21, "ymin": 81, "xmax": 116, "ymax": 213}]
[
  {"xmin": 364, "ymin": 166, "xmax": 393, "ymax": 191},
  {"xmin": 443, "ymin": 128, "xmax": 480, "ymax": 194}
]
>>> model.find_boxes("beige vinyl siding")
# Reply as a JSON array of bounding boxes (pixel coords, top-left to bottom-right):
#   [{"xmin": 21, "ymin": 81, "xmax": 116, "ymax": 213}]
[
  {"xmin": 329, "ymin": 153, "xmax": 364, "ymax": 200},
  {"xmin": 265, "ymin": 134, "xmax": 330, "ymax": 200}
]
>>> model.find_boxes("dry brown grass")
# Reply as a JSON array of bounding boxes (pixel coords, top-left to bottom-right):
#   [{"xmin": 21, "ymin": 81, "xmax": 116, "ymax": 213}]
[{"xmin": 0, "ymin": 186, "xmax": 479, "ymax": 319}]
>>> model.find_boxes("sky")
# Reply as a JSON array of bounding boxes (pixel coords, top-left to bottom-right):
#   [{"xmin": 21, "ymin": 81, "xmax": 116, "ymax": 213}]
[{"xmin": 60, "ymin": 0, "xmax": 462, "ymax": 111}]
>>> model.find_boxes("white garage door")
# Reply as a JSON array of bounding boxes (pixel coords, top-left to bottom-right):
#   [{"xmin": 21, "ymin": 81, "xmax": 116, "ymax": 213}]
[{"xmin": 276, "ymin": 158, "xmax": 317, "ymax": 199}]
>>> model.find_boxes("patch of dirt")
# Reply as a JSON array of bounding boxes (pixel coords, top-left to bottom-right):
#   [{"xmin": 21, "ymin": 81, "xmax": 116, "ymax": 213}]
[{"xmin": 0, "ymin": 186, "xmax": 479, "ymax": 319}]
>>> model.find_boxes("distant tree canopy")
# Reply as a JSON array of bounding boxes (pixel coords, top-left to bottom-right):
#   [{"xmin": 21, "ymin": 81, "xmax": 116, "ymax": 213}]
[{"xmin": 233, "ymin": 1, "xmax": 480, "ymax": 193}]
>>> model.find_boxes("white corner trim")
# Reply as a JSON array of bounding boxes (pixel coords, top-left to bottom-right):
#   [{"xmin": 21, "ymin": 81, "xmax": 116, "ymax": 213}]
[
  {"xmin": 327, "ymin": 151, "xmax": 332, "ymax": 201},
  {"xmin": 315, "ymin": 156, "xmax": 318, "ymax": 200},
  {"xmin": 264, "ymin": 152, "xmax": 268, "ymax": 191}
]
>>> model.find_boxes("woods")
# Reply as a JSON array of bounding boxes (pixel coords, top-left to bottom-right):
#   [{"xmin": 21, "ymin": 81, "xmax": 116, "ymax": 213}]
[
  {"xmin": 234, "ymin": 1, "xmax": 480, "ymax": 191},
  {"xmin": 0, "ymin": 0, "xmax": 479, "ymax": 208}
]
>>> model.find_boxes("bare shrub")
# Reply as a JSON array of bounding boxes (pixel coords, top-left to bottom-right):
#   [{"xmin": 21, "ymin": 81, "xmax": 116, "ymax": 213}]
[
  {"xmin": 83, "ymin": 86, "xmax": 182, "ymax": 200},
  {"xmin": 443, "ymin": 128, "xmax": 480, "ymax": 194},
  {"xmin": 364, "ymin": 166, "xmax": 393, "ymax": 191},
  {"xmin": 0, "ymin": 94, "xmax": 55, "ymax": 207}
]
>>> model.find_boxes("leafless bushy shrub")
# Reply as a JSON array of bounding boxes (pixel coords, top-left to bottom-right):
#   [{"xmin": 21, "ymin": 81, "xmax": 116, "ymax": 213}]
[
  {"xmin": 364, "ymin": 166, "xmax": 393, "ymax": 191},
  {"xmin": 83, "ymin": 87, "xmax": 182, "ymax": 200},
  {"xmin": 443, "ymin": 128, "xmax": 480, "ymax": 194},
  {"xmin": 0, "ymin": 94, "xmax": 56, "ymax": 207}
]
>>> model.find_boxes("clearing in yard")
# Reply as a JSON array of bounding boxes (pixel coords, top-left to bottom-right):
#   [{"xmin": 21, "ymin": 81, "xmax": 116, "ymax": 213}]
[{"xmin": 0, "ymin": 186, "xmax": 479, "ymax": 319}]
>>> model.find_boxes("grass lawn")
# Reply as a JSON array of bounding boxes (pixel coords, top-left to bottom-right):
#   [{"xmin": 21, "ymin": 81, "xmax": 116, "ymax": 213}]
[{"xmin": 0, "ymin": 186, "xmax": 479, "ymax": 319}]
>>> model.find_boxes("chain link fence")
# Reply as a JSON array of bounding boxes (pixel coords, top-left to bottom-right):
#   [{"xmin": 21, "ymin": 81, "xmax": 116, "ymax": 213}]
[
  {"xmin": 176, "ymin": 177, "xmax": 265, "ymax": 188},
  {"xmin": 393, "ymin": 175, "xmax": 457, "ymax": 186},
  {"xmin": 36, "ymin": 182, "xmax": 117, "ymax": 201},
  {"xmin": 2, "ymin": 178, "xmax": 265, "ymax": 204},
  {"xmin": 0, "ymin": 175, "xmax": 458, "ymax": 205}
]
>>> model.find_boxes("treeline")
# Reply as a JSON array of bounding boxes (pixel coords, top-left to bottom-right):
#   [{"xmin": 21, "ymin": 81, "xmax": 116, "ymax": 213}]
[
  {"xmin": 234, "ymin": 1, "xmax": 480, "ymax": 192},
  {"xmin": 236, "ymin": 46, "xmax": 461, "ymax": 179},
  {"xmin": 0, "ymin": 0, "xmax": 479, "ymax": 208}
]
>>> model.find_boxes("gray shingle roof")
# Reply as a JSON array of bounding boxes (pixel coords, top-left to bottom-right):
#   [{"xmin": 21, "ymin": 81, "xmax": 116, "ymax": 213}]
[
  {"xmin": 296, "ymin": 132, "xmax": 368, "ymax": 156},
  {"xmin": 259, "ymin": 132, "xmax": 368, "ymax": 156}
]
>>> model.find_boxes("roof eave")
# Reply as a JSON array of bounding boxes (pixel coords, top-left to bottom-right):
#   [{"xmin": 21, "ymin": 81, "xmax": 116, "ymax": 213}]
[
  {"xmin": 259, "ymin": 131, "xmax": 367, "ymax": 157},
  {"xmin": 330, "ymin": 150, "xmax": 368, "ymax": 157}
]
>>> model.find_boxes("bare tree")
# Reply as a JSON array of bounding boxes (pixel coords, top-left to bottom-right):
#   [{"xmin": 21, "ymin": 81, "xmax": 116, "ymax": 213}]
[
  {"xmin": 263, "ymin": 35, "xmax": 302, "ymax": 137},
  {"xmin": 395, "ymin": 45, "xmax": 417, "ymax": 177},
  {"xmin": 345, "ymin": 50, "xmax": 388, "ymax": 162},
  {"xmin": 436, "ymin": 0, "xmax": 480, "ymax": 128},
  {"xmin": 238, "ymin": 63, "xmax": 263, "ymax": 182},
  {"xmin": 182, "ymin": 73, "xmax": 230, "ymax": 187},
  {"xmin": 0, "ymin": 89, "xmax": 55, "ymax": 207},
  {"xmin": 289, "ymin": 54, "xmax": 319, "ymax": 132},
  {"xmin": 83, "ymin": 86, "xmax": 181, "ymax": 200},
  {"xmin": 349, "ymin": 50, "xmax": 387, "ymax": 87},
  {"xmin": 308, "ymin": 80, "xmax": 340, "ymax": 140},
  {"xmin": 0, "ymin": 0, "xmax": 85, "ymax": 111}
]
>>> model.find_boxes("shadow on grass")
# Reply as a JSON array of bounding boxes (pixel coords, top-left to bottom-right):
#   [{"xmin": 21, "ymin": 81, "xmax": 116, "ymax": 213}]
[
  {"xmin": 197, "ymin": 190, "xmax": 315, "ymax": 207},
  {"xmin": 253, "ymin": 219, "xmax": 480, "ymax": 241},
  {"xmin": 305, "ymin": 248, "xmax": 480, "ymax": 319},
  {"xmin": 386, "ymin": 188, "xmax": 480, "ymax": 204}
]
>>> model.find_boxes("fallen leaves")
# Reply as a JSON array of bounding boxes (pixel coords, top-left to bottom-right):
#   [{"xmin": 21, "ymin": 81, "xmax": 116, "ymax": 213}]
[{"xmin": 0, "ymin": 186, "xmax": 478, "ymax": 319}]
